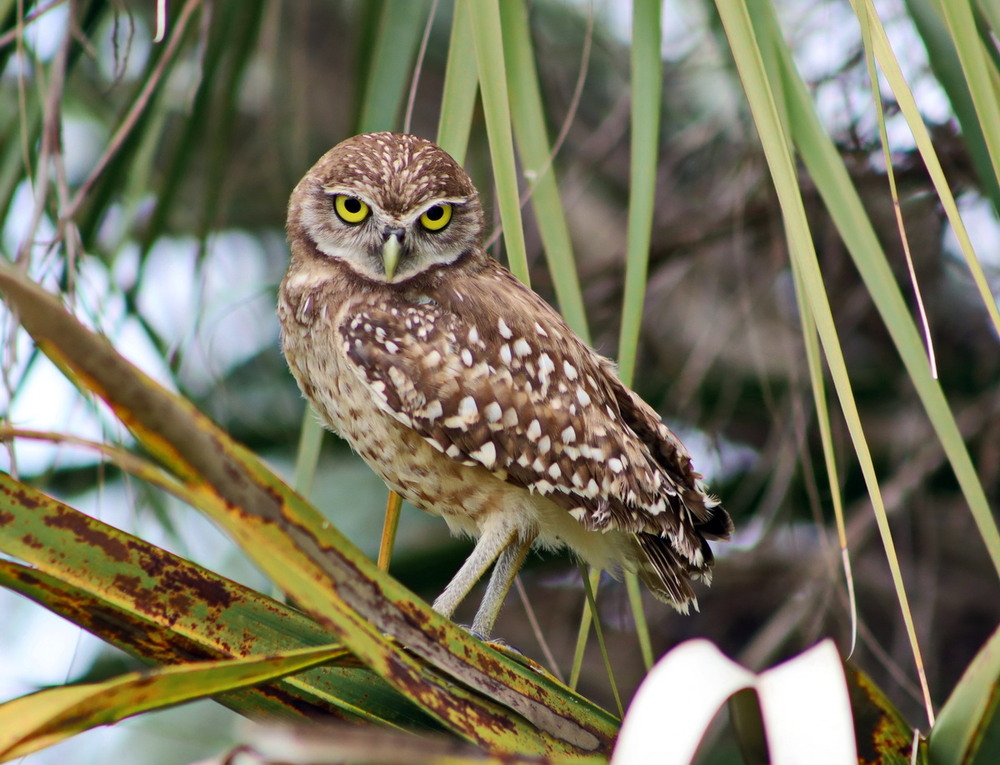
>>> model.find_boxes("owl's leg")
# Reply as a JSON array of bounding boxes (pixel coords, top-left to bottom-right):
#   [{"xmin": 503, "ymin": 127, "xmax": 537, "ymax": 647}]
[
  {"xmin": 432, "ymin": 523, "xmax": 519, "ymax": 620},
  {"xmin": 471, "ymin": 534, "xmax": 533, "ymax": 637}
]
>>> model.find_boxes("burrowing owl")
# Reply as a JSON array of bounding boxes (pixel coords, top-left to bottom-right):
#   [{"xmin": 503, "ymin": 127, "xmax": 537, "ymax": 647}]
[{"xmin": 279, "ymin": 132, "xmax": 732, "ymax": 637}]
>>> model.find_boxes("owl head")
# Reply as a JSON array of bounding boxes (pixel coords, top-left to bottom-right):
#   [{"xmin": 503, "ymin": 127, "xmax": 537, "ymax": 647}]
[{"xmin": 287, "ymin": 132, "xmax": 485, "ymax": 284}]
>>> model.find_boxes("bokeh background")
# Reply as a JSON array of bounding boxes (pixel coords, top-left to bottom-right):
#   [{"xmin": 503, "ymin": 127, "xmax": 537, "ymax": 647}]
[{"xmin": 1, "ymin": 1, "xmax": 998, "ymax": 762}]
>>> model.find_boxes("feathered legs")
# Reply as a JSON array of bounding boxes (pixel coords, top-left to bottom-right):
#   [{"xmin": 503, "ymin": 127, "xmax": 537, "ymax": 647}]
[
  {"xmin": 432, "ymin": 520, "xmax": 535, "ymax": 638},
  {"xmin": 471, "ymin": 534, "xmax": 533, "ymax": 637}
]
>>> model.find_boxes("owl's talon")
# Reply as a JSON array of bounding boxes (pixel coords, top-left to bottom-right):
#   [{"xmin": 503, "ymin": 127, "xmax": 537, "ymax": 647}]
[
  {"xmin": 454, "ymin": 624, "xmax": 488, "ymax": 642},
  {"xmin": 455, "ymin": 624, "xmax": 537, "ymax": 666},
  {"xmin": 456, "ymin": 624, "xmax": 518, "ymax": 652},
  {"xmin": 481, "ymin": 636, "xmax": 524, "ymax": 658}
]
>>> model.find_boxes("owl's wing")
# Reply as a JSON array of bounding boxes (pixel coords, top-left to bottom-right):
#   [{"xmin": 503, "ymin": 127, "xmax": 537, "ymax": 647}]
[{"xmin": 337, "ymin": 277, "xmax": 725, "ymax": 568}]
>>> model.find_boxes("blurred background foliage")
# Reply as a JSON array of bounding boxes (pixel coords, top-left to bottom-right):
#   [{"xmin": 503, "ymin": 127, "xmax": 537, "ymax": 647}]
[{"xmin": 0, "ymin": 0, "xmax": 998, "ymax": 761}]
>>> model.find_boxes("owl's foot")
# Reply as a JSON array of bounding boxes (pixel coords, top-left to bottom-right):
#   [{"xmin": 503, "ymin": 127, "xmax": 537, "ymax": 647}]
[{"xmin": 457, "ymin": 624, "xmax": 520, "ymax": 653}]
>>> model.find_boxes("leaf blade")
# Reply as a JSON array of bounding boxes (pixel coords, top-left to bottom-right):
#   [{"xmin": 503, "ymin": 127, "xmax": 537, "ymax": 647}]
[
  {"xmin": 0, "ymin": 645, "xmax": 347, "ymax": 762},
  {"xmin": 0, "ymin": 261, "xmax": 618, "ymax": 757}
]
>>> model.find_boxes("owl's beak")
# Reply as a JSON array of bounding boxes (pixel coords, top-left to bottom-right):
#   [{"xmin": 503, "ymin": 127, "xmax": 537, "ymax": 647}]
[{"xmin": 381, "ymin": 228, "xmax": 405, "ymax": 282}]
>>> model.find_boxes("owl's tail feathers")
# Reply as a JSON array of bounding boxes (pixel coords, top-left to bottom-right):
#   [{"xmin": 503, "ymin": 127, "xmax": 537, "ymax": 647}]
[
  {"xmin": 631, "ymin": 502, "xmax": 732, "ymax": 612},
  {"xmin": 693, "ymin": 494, "xmax": 735, "ymax": 541},
  {"xmin": 631, "ymin": 533, "xmax": 700, "ymax": 613}
]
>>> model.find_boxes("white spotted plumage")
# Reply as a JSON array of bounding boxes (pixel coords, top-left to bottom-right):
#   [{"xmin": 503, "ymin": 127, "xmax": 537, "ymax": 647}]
[{"xmin": 279, "ymin": 132, "xmax": 732, "ymax": 637}]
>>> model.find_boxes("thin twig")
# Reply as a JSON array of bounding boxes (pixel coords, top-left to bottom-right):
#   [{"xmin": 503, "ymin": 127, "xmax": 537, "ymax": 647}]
[
  {"xmin": 403, "ymin": 0, "xmax": 439, "ymax": 135},
  {"xmin": 50, "ymin": 3, "xmax": 79, "ymax": 292},
  {"xmin": 61, "ymin": 0, "xmax": 202, "ymax": 223},
  {"xmin": 520, "ymin": 0, "xmax": 594, "ymax": 211},
  {"xmin": 484, "ymin": 3, "xmax": 594, "ymax": 249},
  {"xmin": 15, "ymin": 0, "xmax": 73, "ymax": 267},
  {"xmin": 514, "ymin": 575, "xmax": 564, "ymax": 682},
  {"xmin": 0, "ymin": 428, "xmax": 193, "ymax": 502},
  {"xmin": 15, "ymin": 0, "xmax": 34, "ymax": 250},
  {"xmin": 0, "ymin": 0, "xmax": 67, "ymax": 49}
]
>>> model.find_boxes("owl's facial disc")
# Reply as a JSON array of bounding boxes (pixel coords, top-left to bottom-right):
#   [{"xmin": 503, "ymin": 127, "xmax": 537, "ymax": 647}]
[{"xmin": 290, "ymin": 133, "xmax": 485, "ymax": 284}]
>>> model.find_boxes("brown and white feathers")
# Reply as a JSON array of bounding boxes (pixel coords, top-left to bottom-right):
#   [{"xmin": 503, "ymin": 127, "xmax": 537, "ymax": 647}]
[{"xmin": 279, "ymin": 132, "xmax": 732, "ymax": 632}]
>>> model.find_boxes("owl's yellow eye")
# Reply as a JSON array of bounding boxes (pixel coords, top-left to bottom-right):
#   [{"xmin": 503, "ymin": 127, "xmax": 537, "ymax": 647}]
[
  {"xmin": 334, "ymin": 195, "xmax": 370, "ymax": 224},
  {"xmin": 419, "ymin": 203, "xmax": 452, "ymax": 231}
]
